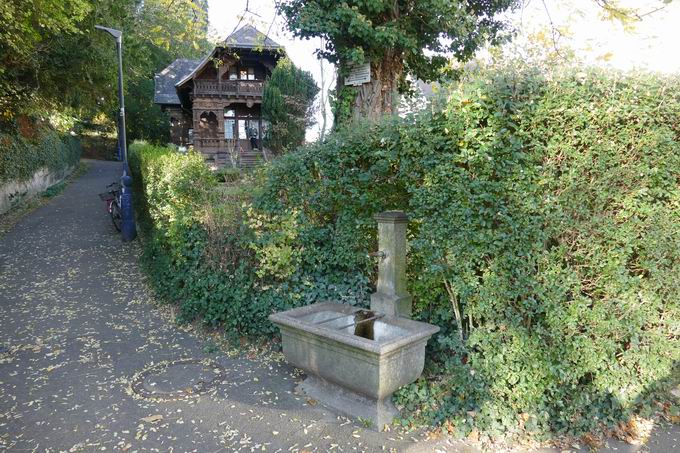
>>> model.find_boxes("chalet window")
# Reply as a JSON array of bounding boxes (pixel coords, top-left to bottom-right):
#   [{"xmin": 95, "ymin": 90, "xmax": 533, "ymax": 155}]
[
  {"xmin": 228, "ymin": 66, "xmax": 238, "ymax": 80},
  {"xmin": 238, "ymin": 119, "xmax": 247, "ymax": 139},
  {"xmin": 224, "ymin": 108, "xmax": 236, "ymax": 139},
  {"xmin": 224, "ymin": 120, "xmax": 235, "ymax": 139},
  {"xmin": 248, "ymin": 120, "xmax": 259, "ymax": 138},
  {"xmin": 239, "ymin": 67, "xmax": 255, "ymax": 80}
]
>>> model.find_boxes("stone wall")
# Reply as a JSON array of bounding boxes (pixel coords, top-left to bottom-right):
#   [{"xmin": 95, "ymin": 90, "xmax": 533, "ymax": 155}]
[{"xmin": 0, "ymin": 165, "xmax": 76, "ymax": 216}]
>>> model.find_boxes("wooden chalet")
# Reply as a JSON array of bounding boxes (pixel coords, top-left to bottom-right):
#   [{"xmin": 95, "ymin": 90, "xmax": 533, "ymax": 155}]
[{"xmin": 154, "ymin": 25, "xmax": 284, "ymax": 167}]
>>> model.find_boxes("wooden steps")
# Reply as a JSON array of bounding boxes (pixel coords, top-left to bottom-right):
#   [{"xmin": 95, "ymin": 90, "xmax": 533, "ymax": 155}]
[
  {"xmin": 201, "ymin": 148, "xmax": 269, "ymax": 169},
  {"xmin": 239, "ymin": 149, "xmax": 266, "ymax": 168}
]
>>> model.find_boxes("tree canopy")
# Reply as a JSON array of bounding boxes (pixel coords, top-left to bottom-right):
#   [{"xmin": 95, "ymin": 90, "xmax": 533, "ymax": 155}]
[
  {"xmin": 276, "ymin": 0, "xmax": 519, "ymax": 122},
  {"xmin": 0, "ymin": 0, "xmax": 210, "ymax": 138}
]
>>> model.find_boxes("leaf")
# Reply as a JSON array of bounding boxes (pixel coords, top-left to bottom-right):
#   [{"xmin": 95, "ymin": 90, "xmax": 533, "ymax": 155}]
[{"xmin": 141, "ymin": 415, "xmax": 163, "ymax": 423}]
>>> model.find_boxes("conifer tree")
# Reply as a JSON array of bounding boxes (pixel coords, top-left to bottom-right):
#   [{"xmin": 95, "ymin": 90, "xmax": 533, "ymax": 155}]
[{"xmin": 262, "ymin": 58, "xmax": 319, "ymax": 153}]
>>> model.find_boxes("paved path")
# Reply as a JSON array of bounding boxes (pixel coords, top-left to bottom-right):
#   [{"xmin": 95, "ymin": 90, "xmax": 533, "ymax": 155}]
[{"xmin": 0, "ymin": 160, "xmax": 676, "ymax": 453}]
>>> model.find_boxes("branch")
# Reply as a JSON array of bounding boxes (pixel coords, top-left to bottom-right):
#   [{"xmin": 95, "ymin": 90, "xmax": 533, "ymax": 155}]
[
  {"xmin": 540, "ymin": 0, "xmax": 565, "ymax": 57},
  {"xmin": 594, "ymin": 0, "xmax": 670, "ymax": 22},
  {"xmin": 228, "ymin": 0, "xmax": 250, "ymax": 37}
]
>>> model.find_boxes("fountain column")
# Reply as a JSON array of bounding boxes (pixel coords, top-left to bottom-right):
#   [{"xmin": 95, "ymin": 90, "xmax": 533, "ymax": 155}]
[{"xmin": 370, "ymin": 211, "xmax": 412, "ymax": 318}]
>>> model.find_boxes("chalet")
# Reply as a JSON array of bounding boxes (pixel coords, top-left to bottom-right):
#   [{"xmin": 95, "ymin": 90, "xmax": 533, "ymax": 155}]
[{"xmin": 154, "ymin": 25, "xmax": 284, "ymax": 167}]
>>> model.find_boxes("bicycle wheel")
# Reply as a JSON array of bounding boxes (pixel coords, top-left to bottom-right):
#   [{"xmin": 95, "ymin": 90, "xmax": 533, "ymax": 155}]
[{"xmin": 110, "ymin": 201, "xmax": 122, "ymax": 232}]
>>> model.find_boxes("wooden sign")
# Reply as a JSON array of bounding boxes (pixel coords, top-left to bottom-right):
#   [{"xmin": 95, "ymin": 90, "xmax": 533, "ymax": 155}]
[{"xmin": 344, "ymin": 62, "xmax": 371, "ymax": 86}]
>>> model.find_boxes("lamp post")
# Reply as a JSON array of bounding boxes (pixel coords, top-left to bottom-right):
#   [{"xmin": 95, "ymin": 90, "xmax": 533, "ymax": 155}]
[{"xmin": 96, "ymin": 25, "xmax": 136, "ymax": 242}]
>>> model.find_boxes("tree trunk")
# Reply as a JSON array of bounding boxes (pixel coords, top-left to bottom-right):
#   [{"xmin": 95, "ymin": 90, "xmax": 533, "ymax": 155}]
[
  {"xmin": 319, "ymin": 50, "xmax": 328, "ymax": 141},
  {"xmin": 337, "ymin": 54, "xmax": 403, "ymax": 125}
]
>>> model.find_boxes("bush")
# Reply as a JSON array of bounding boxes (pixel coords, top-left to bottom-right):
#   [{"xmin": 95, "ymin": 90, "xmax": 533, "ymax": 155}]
[
  {"xmin": 0, "ymin": 128, "xmax": 82, "ymax": 184},
  {"xmin": 130, "ymin": 141, "xmax": 364, "ymax": 338},
  {"xmin": 130, "ymin": 66, "xmax": 680, "ymax": 440}
]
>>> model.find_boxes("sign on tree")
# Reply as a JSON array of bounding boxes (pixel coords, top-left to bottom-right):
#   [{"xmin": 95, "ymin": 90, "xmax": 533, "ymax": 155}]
[{"xmin": 344, "ymin": 63, "xmax": 371, "ymax": 86}]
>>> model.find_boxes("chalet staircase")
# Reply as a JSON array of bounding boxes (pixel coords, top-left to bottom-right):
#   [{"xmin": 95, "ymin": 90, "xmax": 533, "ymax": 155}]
[
  {"xmin": 208, "ymin": 150, "xmax": 266, "ymax": 169},
  {"xmin": 239, "ymin": 149, "xmax": 266, "ymax": 169}
]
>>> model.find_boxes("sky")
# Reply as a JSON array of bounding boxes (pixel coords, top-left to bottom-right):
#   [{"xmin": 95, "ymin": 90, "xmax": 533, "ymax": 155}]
[
  {"xmin": 207, "ymin": 0, "xmax": 680, "ymax": 139},
  {"xmin": 514, "ymin": 0, "xmax": 680, "ymax": 73}
]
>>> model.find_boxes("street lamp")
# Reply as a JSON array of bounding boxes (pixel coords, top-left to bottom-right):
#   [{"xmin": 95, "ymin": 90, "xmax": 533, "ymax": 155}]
[{"xmin": 95, "ymin": 25, "xmax": 136, "ymax": 242}]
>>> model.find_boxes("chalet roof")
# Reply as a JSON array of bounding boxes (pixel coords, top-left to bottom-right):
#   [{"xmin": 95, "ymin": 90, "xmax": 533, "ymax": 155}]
[
  {"xmin": 174, "ymin": 25, "xmax": 284, "ymax": 89},
  {"xmin": 154, "ymin": 58, "xmax": 200, "ymax": 105},
  {"xmin": 223, "ymin": 24, "xmax": 282, "ymax": 50}
]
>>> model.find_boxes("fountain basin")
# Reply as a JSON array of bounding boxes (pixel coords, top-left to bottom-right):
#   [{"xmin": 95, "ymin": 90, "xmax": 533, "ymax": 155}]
[{"xmin": 269, "ymin": 301, "xmax": 439, "ymax": 428}]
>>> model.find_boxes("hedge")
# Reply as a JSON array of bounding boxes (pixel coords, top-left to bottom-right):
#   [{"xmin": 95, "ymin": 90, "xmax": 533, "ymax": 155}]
[
  {"xmin": 130, "ymin": 66, "xmax": 680, "ymax": 441},
  {"xmin": 0, "ymin": 129, "xmax": 82, "ymax": 184}
]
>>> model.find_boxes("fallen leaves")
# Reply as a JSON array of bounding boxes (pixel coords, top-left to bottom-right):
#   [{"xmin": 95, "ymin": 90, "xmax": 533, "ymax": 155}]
[
  {"xmin": 140, "ymin": 414, "xmax": 163, "ymax": 424},
  {"xmin": 611, "ymin": 416, "xmax": 654, "ymax": 445},
  {"xmin": 467, "ymin": 428, "xmax": 479, "ymax": 443},
  {"xmin": 0, "ymin": 163, "xmax": 452, "ymax": 453}
]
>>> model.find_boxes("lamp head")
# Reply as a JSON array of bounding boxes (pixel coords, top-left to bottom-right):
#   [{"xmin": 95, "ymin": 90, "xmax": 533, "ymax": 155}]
[{"xmin": 95, "ymin": 25, "xmax": 122, "ymax": 40}]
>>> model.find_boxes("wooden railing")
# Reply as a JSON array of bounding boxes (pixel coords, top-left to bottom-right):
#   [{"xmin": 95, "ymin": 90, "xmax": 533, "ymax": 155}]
[
  {"xmin": 195, "ymin": 138, "xmax": 261, "ymax": 151},
  {"xmin": 196, "ymin": 137, "xmax": 223, "ymax": 149},
  {"xmin": 194, "ymin": 79, "xmax": 264, "ymax": 97}
]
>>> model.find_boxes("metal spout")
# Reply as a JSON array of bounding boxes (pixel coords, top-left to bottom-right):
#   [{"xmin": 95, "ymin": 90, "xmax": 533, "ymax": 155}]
[{"xmin": 368, "ymin": 250, "xmax": 386, "ymax": 260}]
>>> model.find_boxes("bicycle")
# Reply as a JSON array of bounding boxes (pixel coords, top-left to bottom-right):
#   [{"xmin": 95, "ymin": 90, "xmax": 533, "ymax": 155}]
[{"xmin": 99, "ymin": 182, "xmax": 122, "ymax": 232}]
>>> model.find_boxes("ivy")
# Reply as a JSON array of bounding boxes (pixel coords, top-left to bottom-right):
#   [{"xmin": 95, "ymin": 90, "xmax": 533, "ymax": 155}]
[
  {"xmin": 0, "ymin": 128, "xmax": 81, "ymax": 185},
  {"xmin": 329, "ymin": 85, "xmax": 358, "ymax": 126}
]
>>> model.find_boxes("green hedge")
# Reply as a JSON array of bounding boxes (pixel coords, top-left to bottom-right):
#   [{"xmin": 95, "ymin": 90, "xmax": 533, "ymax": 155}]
[
  {"xmin": 130, "ymin": 140, "xmax": 370, "ymax": 338},
  {"xmin": 0, "ymin": 129, "xmax": 82, "ymax": 184},
  {"xmin": 130, "ymin": 67, "xmax": 679, "ymax": 440}
]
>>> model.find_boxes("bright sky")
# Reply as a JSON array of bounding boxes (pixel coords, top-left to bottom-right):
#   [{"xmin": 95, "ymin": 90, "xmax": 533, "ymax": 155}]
[
  {"xmin": 207, "ymin": 0, "xmax": 680, "ymax": 139},
  {"xmin": 514, "ymin": 0, "xmax": 680, "ymax": 73}
]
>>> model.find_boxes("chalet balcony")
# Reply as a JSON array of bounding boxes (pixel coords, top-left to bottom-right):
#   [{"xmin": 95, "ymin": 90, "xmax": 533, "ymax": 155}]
[{"xmin": 193, "ymin": 79, "xmax": 264, "ymax": 98}]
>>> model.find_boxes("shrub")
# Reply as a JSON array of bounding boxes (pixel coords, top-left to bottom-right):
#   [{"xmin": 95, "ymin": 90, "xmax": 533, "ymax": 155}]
[
  {"xmin": 130, "ymin": 141, "xmax": 366, "ymax": 338},
  {"xmin": 131, "ymin": 66, "xmax": 680, "ymax": 440},
  {"xmin": 0, "ymin": 128, "xmax": 82, "ymax": 184}
]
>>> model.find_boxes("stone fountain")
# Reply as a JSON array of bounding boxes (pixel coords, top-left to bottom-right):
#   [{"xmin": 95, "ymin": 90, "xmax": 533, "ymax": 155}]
[{"xmin": 269, "ymin": 211, "xmax": 439, "ymax": 429}]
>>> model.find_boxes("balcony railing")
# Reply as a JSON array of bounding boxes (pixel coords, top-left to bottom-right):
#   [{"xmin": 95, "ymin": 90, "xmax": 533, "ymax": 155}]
[
  {"xmin": 194, "ymin": 79, "xmax": 264, "ymax": 97},
  {"xmin": 194, "ymin": 137, "xmax": 261, "ymax": 150},
  {"xmin": 195, "ymin": 137, "xmax": 223, "ymax": 149}
]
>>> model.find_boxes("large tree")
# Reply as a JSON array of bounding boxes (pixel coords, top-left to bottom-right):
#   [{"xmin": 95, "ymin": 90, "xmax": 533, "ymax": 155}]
[{"xmin": 277, "ymin": 0, "xmax": 518, "ymax": 124}]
